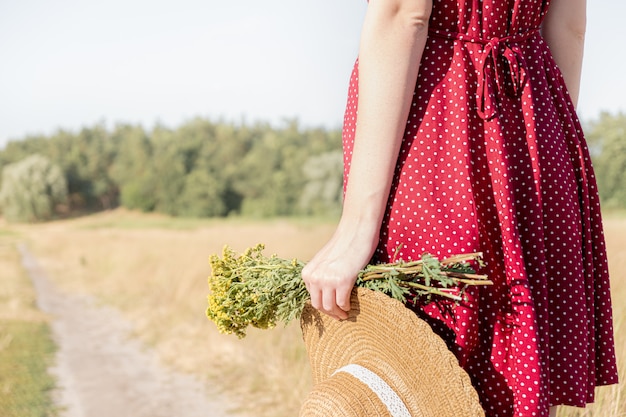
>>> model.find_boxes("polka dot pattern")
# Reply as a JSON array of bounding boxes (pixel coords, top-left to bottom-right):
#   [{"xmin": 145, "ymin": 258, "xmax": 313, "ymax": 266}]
[{"xmin": 342, "ymin": 2, "xmax": 618, "ymax": 417}]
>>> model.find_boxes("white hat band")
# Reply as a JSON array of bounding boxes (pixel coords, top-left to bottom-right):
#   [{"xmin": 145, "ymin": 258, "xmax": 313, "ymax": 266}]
[{"xmin": 333, "ymin": 364, "xmax": 412, "ymax": 417}]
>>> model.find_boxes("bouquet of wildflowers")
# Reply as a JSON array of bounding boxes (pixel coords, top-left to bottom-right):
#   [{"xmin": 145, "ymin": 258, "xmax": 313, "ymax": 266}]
[{"xmin": 206, "ymin": 244, "xmax": 491, "ymax": 338}]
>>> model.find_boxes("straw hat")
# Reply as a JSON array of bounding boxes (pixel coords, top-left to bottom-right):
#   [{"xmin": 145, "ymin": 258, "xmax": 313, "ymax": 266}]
[{"xmin": 300, "ymin": 287, "xmax": 484, "ymax": 417}]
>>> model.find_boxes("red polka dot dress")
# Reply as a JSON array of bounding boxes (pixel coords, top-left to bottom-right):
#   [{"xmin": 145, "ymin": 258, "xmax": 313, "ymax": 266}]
[{"xmin": 342, "ymin": 1, "xmax": 618, "ymax": 416}]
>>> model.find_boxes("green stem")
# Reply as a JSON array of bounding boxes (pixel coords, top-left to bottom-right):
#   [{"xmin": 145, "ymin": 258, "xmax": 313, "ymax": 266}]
[
  {"xmin": 398, "ymin": 281, "xmax": 463, "ymax": 301},
  {"xmin": 440, "ymin": 252, "xmax": 483, "ymax": 264}
]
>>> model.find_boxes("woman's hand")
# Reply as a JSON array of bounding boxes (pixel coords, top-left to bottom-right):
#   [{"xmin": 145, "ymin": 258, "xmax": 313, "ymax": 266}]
[{"xmin": 302, "ymin": 220, "xmax": 379, "ymax": 320}]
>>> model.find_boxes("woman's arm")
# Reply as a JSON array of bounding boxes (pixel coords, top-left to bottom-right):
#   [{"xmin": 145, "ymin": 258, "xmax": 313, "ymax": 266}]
[
  {"xmin": 301, "ymin": 0, "xmax": 433, "ymax": 320},
  {"xmin": 541, "ymin": 0, "xmax": 587, "ymax": 107}
]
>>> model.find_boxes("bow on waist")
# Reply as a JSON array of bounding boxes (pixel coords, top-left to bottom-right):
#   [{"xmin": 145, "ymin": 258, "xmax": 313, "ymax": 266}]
[{"xmin": 429, "ymin": 28, "xmax": 540, "ymax": 120}]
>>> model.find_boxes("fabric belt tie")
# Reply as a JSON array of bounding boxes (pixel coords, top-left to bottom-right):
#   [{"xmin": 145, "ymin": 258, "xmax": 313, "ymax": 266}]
[{"xmin": 429, "ymin": 28, "xmax": 540, "ymax": 120}]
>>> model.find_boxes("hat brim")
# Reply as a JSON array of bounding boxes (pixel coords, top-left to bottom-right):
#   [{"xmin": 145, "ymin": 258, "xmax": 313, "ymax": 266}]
[{"xmin": 300, "ymin": 287, "xmax": 484, "ymax": 417}]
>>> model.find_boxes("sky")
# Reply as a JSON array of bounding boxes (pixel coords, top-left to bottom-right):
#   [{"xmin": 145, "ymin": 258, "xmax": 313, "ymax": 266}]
[{"xmin": 0, "ymin": 0, "xmax": 624, "ymax": 148}]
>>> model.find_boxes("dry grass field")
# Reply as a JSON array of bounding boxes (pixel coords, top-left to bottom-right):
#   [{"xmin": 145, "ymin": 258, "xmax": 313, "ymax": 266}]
[
  {"xmin": 6, "ymin": 209, "xmax": 625, "ymax": 417},
  {"xmin": 13, "ymin": 210, "xmax": 336, "ymax": 417},
  {"xmin": 0, "ymin": 224, "xmax": 58, "ymax": 416}
]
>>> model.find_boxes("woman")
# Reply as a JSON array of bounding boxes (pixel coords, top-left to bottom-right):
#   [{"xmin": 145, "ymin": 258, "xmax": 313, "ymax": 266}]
[{"xmin": 301, "ymin": 0, "xmax": 618, "ymax": 416}]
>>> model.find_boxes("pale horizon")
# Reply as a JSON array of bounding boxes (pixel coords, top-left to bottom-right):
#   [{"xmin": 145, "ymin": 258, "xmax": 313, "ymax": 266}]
[{"xmin": 1, "ymin": 0, "xmax": 624, "ymax": 147}]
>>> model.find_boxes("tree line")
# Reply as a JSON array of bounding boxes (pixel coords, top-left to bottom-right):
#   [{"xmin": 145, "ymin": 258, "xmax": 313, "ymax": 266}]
[
  {"xmin": 0, "ymin": 118, "xmax": 343, "ymax": 222},
  {"xmin": 0, "ymin": 112, "xmax": 624, "ymax": 222}
]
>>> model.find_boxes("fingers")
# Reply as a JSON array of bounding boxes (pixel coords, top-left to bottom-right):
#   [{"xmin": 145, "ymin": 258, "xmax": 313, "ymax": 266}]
[
  {"xmin": 307, "ymin": 285, "xmax": 350, "ymax": 321},
  {"xmin": 323, "ymin": 288, "xmax": 347, "ymax": 320},
  {"xmin": 336, "ymin": 286, "xmax": 352, "ymax": 313},
  {"xmin": 303, "ymin": 266, "xmax": 353, "ymax": 320}
]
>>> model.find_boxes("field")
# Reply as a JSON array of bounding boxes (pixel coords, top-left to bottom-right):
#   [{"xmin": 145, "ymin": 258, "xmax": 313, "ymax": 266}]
[
  {"xmin": 3, "ymin": 209, "xmax": 625, "ymax": 417},
  {"xmin": 0, "ymin": 227, "xmax": 58, "ymax": 416}
]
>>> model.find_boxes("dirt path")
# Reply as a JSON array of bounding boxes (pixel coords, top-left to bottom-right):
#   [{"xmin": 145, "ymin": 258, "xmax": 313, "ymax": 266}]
[{"xmin": 19, "ymin": 244, "xmax": 240, "ymax": 417}]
